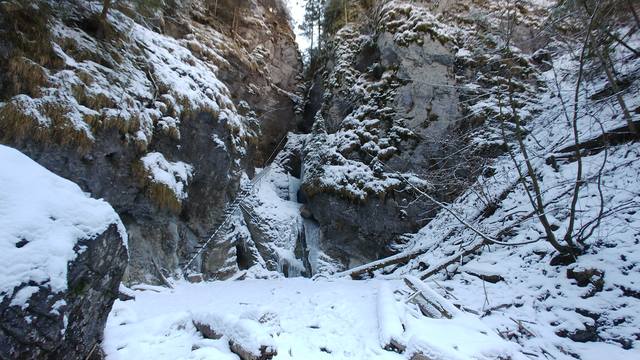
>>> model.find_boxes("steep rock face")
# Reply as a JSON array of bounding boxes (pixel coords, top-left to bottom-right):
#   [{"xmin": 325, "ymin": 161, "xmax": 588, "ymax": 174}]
[
  {"xmin": 299, "ymin": 0, "xmax": 545, "ymax": 269},
  {"xmin": 299, "ymin": 1, "xmax": 463, "ymax": 269},
  {"xmin": 0, "ymin": 0, "xmax": 301, "ymax": 281},
  {"xmin": 0, "ymin": 145, "xmax": 128, "ymax": 359},
  {"xmin": 187, "ymin": 0, "xmax": 303, "ymax": 165}
]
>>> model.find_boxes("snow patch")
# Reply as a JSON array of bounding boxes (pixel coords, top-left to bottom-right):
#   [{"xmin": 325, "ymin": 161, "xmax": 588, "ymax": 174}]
[{"xmin": 141, "ymin": 152, "xmax": 193, "ymax": 200}]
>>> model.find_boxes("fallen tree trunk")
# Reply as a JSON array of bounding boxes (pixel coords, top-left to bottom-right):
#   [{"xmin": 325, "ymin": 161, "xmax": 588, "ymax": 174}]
[
  {"xmin": 548, "ymin": 120, "xmax": 640, "ymax": 164},
  {"xmin": 346, "ymin": 247, "xmax": 431, "ymax": 280},
  {"xmin": 343, "ymin": 226, "xmax": 461, "ymax": 280},
  {"xmin": 152, "ymin": 258, "xmax": 174, "ymax": 289},
  {"xmin": 418, "ymin": 240, "xmax": 486, "ymax": 280},
  {"xmin": 404, "ymin": 276, "xmax": 461, "ymax": 319},
  {"xmin": 341, "ymin": 174, "xmax": 530, "ymax": 281},
  {"xmin": 377, "ymin": 282, "xmax": 406, "ymax": 353}
]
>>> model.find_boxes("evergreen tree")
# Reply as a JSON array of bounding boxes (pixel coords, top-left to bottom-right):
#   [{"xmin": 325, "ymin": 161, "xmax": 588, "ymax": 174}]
[{"xmin": 300, "ymin": 0, "xmax": 325, "ymax": 56}]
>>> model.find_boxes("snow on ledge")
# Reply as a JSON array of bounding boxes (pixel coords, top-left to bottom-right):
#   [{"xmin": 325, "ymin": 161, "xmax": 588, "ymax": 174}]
[
  {"xmin": 141, "ymin": 152, "xmax": 193, "ymax": 200},
  {"xmin": 0, "ymin": 145, "xmax": 127, "ymax": 305}
]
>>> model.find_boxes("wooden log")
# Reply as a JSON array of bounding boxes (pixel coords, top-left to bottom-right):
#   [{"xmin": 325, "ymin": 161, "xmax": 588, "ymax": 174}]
[
  {"xmin": 192, "ymin": 314, "xmax": 277, "ymax": 360},
  {"xmin": 343, "ymin": 228, "xmax": 461, "ymax": 280},
  {"xmin": 228, "ymin": 270, "xmax": 248, "ymax": 281},
  {"xmin": 404, "ymin": 276, "xmax": 461, "ymax": 319},
  {"xmin": 463, "ymin": 269, "xmax": 504, "ymax": 283},
  {"xmin": 118, "ymin": 284, "xmax": 136, "ymax": 301},
  {"xmin": 550, "ymin": 120, "xmax": 640, "ymax": 162},
  {"xmin": 346, "ymin": 248, "xmax": 430, "ymax": 280},
  {"xmin": 186, "ymin": 273, "xmax": 204, "ymax": 283},
  {"xmin": 193, "ymin": 320, "xmax": 223, "ymax": 340},
  {"xmin": 418, "ymin": 240, "xmax": 485, "ymax": 280},
  {"xmin": 152, "ymin": 258, "xmax": 174, "ymax": 289},
  {"xmin": 377, "ymin": 283, "xmax": 406, "ymax": 353}
]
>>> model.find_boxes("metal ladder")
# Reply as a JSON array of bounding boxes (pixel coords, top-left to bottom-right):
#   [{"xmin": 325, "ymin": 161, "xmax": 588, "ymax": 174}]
[{"xmin": 181, "ymin": 166, "xmax": 271, "ymax": 274}]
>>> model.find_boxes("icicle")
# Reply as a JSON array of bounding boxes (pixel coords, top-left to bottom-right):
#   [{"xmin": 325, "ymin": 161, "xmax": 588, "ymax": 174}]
[{"xmin": 304, "ymin": 219, "xmax": 321, "ymax": 276}]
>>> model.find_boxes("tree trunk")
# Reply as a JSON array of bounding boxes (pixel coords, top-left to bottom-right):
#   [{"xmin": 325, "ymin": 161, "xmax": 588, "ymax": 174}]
[
  {"xmin": 310, "ymin": 23, "xmax": 314, "ymax": 54},
  {"xmin": 594, "ymin": 42, "xmax": 639, "ymax": 135},
  {"xmin": 508, "ymin": 78, "xmax": 569, "ymax": 255},
  {"xmin": 627, "ymin": 0, "xmax": 640, "ymax": 29},
  {"xmin": 344, "ymin": 0, "xmax": 348, "ymax": 25},
  {"xmin": 101, "ymin": 0, "xmax": 111, "ymax": 21}
]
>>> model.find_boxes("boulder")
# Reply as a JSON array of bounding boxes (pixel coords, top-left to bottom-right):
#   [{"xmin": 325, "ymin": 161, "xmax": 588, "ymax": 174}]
[{"xmin": 0, "ymin": 145, "xmax": 128, "ymax": 359}]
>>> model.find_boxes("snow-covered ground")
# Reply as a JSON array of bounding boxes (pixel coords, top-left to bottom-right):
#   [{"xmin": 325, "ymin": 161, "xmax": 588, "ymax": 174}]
[
  {"xmin": 105, "ymin": 278, "xmax": 523, "ymax": 360},
  {"xmin": 353, "ymin": 6, "xmax": 640, "ymax": 359}
]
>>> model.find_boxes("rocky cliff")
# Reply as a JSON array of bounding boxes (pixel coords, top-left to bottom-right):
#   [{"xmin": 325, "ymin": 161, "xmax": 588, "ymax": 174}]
[
  {"xmin": 0, "ymin": 0, "xmax": 302, "ymax": 282},
  {"xmin": 292, "ymin": 0, "xmax": 544, "ymax": 269}
]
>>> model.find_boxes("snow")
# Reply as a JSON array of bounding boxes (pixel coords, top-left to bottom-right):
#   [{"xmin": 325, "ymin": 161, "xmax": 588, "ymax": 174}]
[
  {"xmin": 0, "ymin": 145, "xmax": 126, "ymax": 306},
  {"xmin": 455, "ymin": 48, "xmax": 472, "ymax": 58},
  {"xmin": 191, "ymin": 311, "xmax": 276, "ymax": 356},
  {"xmin": 376, "ymin": 282, "xmax": 404, "ymax": 349},
  {"xmin": 9, "ymin": 286, "xmax": 40, "ymax": 310},
  {"xmin": 105, "ymin": 279, "xmax": 391, "ymax": 360},
  {"xmin": 141, "ymin": 152, "xmax": 193, "ymax": 200},
  {"xmin": 105, "ymin": 278, "xmax": 523, "ymax": 360},
  {"xmin": 0, "ymin": 2, "xmax": 257, "ymax": 189},
  {"xmin": 4, "ymin": 1, "xmax": 639, "ymax": 359},
  {"xmin": 149, "ymin": 1, "xmax": 639, "ymax": 358},
  {"xmin": 356, "ymin": 5, "xmax": 640, "ymax": 358},
  {"xmin": 245, "ymin": 166, "xmax": 305, "ymax": 273}
]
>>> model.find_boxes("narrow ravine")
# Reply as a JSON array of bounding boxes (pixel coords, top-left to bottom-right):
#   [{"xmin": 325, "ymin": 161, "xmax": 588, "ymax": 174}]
[{"xmin": 1, "ymin": 1, "xmax": 640, "ymax": 360}]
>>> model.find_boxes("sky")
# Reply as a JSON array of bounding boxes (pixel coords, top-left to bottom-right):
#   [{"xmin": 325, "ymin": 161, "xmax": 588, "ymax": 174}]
[{"xmin": 284, "ymin": 0, "xmax": 311, "ymax": 53}]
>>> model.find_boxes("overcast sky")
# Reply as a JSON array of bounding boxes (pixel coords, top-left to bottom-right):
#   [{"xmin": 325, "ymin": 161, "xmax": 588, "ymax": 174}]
[{"xmin": 284, "ymin": 0, "xmax": 311, "ymax": 53}]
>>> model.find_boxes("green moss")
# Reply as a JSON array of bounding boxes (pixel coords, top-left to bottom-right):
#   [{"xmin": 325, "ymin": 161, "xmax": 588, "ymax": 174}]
[{"xmin": 69, "ymin": 278, "xmax": 89, "ymax": 297}]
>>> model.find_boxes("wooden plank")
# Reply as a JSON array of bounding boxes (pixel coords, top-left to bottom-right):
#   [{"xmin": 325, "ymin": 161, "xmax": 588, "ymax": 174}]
[{"xmin": 377, "ymin": 283, "xmax": 406, "ymax": 353}]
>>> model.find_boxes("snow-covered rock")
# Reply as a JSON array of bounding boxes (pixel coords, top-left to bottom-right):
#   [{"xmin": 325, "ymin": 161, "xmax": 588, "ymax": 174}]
[{"xmin": 0, "ymin": 145, "xmax": 128, "ymax": 359}]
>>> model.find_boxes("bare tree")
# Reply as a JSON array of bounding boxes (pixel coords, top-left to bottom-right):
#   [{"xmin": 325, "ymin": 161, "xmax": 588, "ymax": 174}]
[
  {"xmin": 582, "ymin": 0, "xmax": 639, "ymax": 135},
  {"xmin": 493, "ymin": 0, "xmax": 607, "ymax": 258},
  {"xmin": 101, "ymin": 0, "xmax": 112, "ymax": 21}
]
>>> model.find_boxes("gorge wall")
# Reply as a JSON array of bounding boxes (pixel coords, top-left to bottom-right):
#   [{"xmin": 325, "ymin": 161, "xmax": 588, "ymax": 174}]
[
  {"xmin": 289, "ymin": 0, "xmax": 546, "ymax": 270},
  {"xmin": 0, "ymin": 0, "xmax": 302, "ymax": 283},
  {"xmin": 0, "ymin": 0, "xmax": 549, "ymax": 280}
]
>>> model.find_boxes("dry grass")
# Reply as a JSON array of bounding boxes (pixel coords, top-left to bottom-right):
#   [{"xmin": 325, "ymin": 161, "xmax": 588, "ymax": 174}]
[
  {"xmin": 0, "ymin": 99, "xmax": 93, "ymax": 153},
  {"xmin": 131, "ymin": 161, "xmax": 183, "ymax": 214},
  {"xmin": 133, "ymin": 138, "xmax": 149, "ymax": 153},
  {"xmin": 163, "ymin": 126, "xmax": 181, "ymax": 140},
  {"xmin": 73, "ymin": 85, "xmax": 116, "ymax": 111},
  {"xmin": 70, "ymin": 82, "xmax": 144, "ymax": 138},
  {"xmin": 147, "ymin": 182, "xmax": 183, "ymax": 213},
  {"xmin": 7, "ymin": 57, "xmax": 49, "ymax": 97}
]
